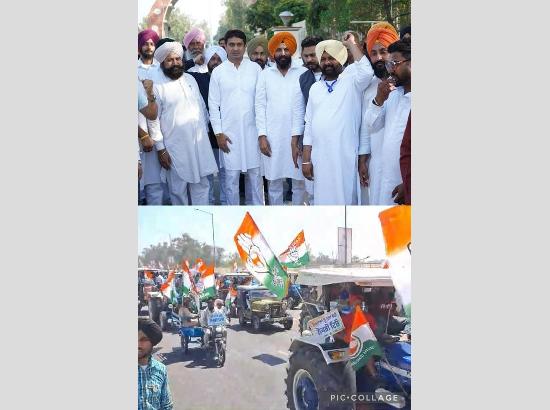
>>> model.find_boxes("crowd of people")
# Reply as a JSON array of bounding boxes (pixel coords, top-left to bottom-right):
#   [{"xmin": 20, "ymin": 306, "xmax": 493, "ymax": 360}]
[{"xmin": 137, "ymin": 24, "xmax": 411, "ymax": 206}]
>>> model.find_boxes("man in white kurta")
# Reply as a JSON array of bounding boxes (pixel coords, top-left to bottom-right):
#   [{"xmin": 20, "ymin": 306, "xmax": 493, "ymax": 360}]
[
  {"xmin": 137, "ymin": 29, "xmax": 165, "ymax": 205},
  {"xmin": 363, "ymin": 38, "xmax": 411, "ymax": 205},
  {"xmin": 255, "ymin": 33, "xmax": 307, "ymax": 205},
  {"xmin": 148, "ymin": 42, "xmax": 218, "ymax": 205},
  {"xmin": 301, "ymin": 37, "xmax": 375, "ymax": 205},
  {"xmin": 358, "ymin": 22, "xmax": 400, "ymax": 205},
  {"xmin": 209, "ymin": 30, "xmax": 264, "ymax": 205}
]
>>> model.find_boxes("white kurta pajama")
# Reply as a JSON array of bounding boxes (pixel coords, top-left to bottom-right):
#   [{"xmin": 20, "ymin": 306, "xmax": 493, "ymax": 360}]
[
  {"xmin": 209, "ymin": 59, "xmax": 264, "ymax": 205},
  {"xmin": 357, "ymin": 77, "xmax": 383, "ymax": 205},
  {"xmin": 303, "ymin": 56, "xmax": 375, "ymax": 205},
  {"xmin": 138, "ymin": 59, "xmax": 167, "ymax": 205},
  {"xmin": 149, "ymin": 72, "xmax": 218, "ymax": 205},
  {"xmin": 255, "ymin": 61, "xmax": 307, "ymax": 205},
  {"xmin": 364, "ymin": 87, "xmax": 411, "ymax": 205}
]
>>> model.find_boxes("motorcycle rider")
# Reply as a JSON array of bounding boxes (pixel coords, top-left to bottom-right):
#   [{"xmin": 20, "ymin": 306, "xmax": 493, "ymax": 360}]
[
  {"xmin": 200, "ymin": 297, "xmax": 216, "ymax": 347},
  {"xmin": 214, "ymin": 299, "xmax": 230, "ymax": 325}
]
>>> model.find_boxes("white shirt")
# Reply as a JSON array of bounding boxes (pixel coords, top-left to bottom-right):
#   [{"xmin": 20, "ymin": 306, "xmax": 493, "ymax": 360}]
[
  {"xmin": 208, "ymin": 59, "xmax": 263, "ymax": 172},
  {"xmin": 303, "ymin": 56, "xmax": 375, "ymax": 205},
  {"xmin": 137, "ymin": 58, "xmax": 160, "ymax": 81},
  {"xmin": 138, "ymin": 59, "xmax": 162, "ymax": 187},
  {"xmin": 148, "ymin": 72, "xmax": 218, "ymax": 183},
  {"xmin": 364, "ymin": 87, "xmax": 411, "ymax": 205},
  {"xmin": 187, "ymin": 63, "xmax": 209, "ymax": 74},
  {"xmin": 255, "ymin": 61, "xmax": 307, "ymax": 180}
]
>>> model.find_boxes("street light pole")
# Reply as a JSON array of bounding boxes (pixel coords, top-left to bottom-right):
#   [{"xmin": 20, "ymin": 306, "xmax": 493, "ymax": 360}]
[{"xmin": 194, "ymin": 209, "xmax": 216, "ymax": 271}]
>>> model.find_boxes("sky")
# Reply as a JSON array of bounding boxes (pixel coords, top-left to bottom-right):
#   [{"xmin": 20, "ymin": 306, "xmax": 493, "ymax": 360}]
[
  {"xmin": 138, "ymin": 206, "xmax": 393, "ymax": 260},
  {"xmin": 138, "ymin": 0, "xmax": 226, "ymax": 39}
]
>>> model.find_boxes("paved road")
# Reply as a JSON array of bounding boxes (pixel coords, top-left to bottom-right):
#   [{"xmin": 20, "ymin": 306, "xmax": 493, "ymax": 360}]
[{"xmin": 153, "ymin": 309, "xmax": 303, "ymax": 410}]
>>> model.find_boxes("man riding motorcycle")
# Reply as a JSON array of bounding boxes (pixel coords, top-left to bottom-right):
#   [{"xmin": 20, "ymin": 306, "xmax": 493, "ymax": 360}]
[{"xmin": 200, "ymin": 297, "xmax": 216, "ymax": 347}]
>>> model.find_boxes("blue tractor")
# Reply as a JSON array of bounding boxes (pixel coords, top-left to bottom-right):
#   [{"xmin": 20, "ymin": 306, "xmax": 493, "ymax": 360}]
[{"xmin": 286, "ymin": 267, "xmax": 411, "ymax": 410}]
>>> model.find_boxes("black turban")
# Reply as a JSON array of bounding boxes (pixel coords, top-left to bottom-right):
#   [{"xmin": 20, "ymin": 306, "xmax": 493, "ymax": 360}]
[{"xmin": 138, "ymin": 318, "xmax": 163, "ymax": 346}]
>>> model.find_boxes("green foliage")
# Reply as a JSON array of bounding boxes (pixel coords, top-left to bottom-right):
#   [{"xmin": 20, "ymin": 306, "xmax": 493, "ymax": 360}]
[
  {"xmin": 246, "ymin": 0, "xmax": 309, "ymax": 34},
  {"xmin": 164, "ymin": 8, "xmax": 192, "ymax": 42},
  {"xmin": 139, "ymin": 233, "xmax": 226, "ymax": 269},
  {"xmin": 216, "ymin": 0, "xmax": 255, "ymax": 40}
]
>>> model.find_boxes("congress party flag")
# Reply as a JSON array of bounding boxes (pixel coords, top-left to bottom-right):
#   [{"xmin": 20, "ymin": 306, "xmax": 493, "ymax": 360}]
[
  {"xmin": 234, "ymin": 212, "xmax": 289, "ymax": 299},
  {"xmin": 279, "ymin": 230, "xmax": 310, "ymax": 268},
  {"xmin": 348, "ymin": 306, "xmax": 383, "ymax": 371}
]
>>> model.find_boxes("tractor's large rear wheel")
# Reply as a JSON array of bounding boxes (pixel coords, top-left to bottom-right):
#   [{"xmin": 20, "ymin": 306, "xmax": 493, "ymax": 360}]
[{"xmin": 285, "ymin": 345, "xmax": 355, "ymax": 410}]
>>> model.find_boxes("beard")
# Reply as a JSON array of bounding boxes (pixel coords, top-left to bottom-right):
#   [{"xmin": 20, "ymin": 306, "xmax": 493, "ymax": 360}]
[
  {"xmin": 305, "ymin": 62, "xmax": 320, "ymax": 72},
  {"xmin": 253, "ymin": 58, "xmax": 266, "ymax": 69},
  {"xmin": 140, "ymin": 50, "xmax": 154, "ymax": 60},
  {"xmin": 321, "ymin": 63, "xmax": 341, "ymax": 78},
  {"xmin": 138, "ymin": 345, "xmax": 152, "ymax": 360},
  {"xmin": 372, "ymin": 61, "xmax": 389, "ymax": 79},
  {"xmin": 162, "ymin": 64, "xmax": 185, "ymax": 80},
  {"xmin": 275, "ymin": 55, "xmax": 291, "ymax": 69}
]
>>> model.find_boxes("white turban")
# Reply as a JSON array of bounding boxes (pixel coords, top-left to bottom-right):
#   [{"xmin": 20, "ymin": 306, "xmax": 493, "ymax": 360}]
[
  {"xmin": 154, "ymin": 41, "xmax": 184, "ymax": 64},
  {"xmin": 315, "ymin": 40, "xmax": 348, "ymax": 66},
  {"xmin": 204, "ymin": 46, "xmax": 227, "ymax": 65}
]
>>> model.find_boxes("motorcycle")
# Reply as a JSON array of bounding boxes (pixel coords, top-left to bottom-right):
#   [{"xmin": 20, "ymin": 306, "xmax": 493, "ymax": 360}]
[
  {"xmin": 206, "ymin": 311, "xmax": 228, "ymax": 367},
  {"xmin": 206, "ymin": 324, "xmax": 227, "ymax": 367}
]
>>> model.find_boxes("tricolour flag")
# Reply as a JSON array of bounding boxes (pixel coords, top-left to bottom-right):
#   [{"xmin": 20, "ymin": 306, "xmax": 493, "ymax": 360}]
[
  {"xmin": 181, "ymin": 260, "xmax": 198, "ymax": 296},
  {"xmin": 234, "ymin": 212, "xmax": 289, "ymax": 299},
  {"xmin": 348, "ymin": 306, "xmax": 383, "ymax": 371},
  {"xmin": 160, "ymin": 270, "xmax": 176, "ymax": 301},
  {"xmin": 197, "ymin": 264, "xmax": 216, "ymax": 301},
  {"xmin": 279, "ymin": 230, "xmax": 310, "ymax": 268},
  {"xmin": 379, "ymin": 206, "xmax": 411, "ymax": 318}
]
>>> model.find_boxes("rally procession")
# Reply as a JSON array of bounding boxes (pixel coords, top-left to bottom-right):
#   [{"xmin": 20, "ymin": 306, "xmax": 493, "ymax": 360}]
[
  {"xmin": 137, "ymin": 2, "xmax": 411, "ymax": 206},
  {"xmin": 137, "ymin": 1, "xmax": 411, "ymax": 409},
  {"xmin": 138, "ymin": 205, "xmax": 411, "ymax": 410}
]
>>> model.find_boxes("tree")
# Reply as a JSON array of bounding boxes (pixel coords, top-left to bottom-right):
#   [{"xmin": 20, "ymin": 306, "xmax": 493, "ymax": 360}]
[
  {"xmin": 246, "ymin": 0, "xmax": 309, "ymax": 34},
  {"xmin": 164, "ymin": 8, "xmax": 193, "ymax": 42}
]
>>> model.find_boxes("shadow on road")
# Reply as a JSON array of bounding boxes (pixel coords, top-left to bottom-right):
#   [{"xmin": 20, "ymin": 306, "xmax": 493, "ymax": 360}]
[
  {"xmin": 227, "ymin": 322, "xmax": 288, "ymax": 335},
  {"xmin": 251, "ymin": 353, "xmax": 287, "ymax": 366}
]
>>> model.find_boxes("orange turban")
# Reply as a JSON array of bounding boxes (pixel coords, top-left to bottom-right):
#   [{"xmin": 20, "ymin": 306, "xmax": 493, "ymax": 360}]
[
  {"xmin": 365, "ymin": 22, "xmax": 399, "ymax": 55},
  {"xmin": 268, "ymin": 32, "xmax": 297, "ymax": 57}
]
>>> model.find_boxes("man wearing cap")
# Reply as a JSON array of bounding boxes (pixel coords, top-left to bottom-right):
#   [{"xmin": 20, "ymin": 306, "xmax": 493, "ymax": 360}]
[
  {"xmin": 255, "ymin": 32, "xmax": 307, "ymax": 205},
  {"xmin": 209, "ymin": 29, "xmax": 264, "ymax": 205},
  {"xmin": 247, "ymin": 36, "xmax": 268, "ymax": 70},
  {"xmin": 147, "ymin": 41, "xmax": 218, "ymax": 205},
  {"xmin": 357, "ymin": 22, "xmax": 399, "ymax": 205},
  {"xmin": 187, "ymin": 46, "xmax": 228, "ymax": 205},
  {"xmin": 184, "ymin": 27, "xmax": 208, "ymax": 73},
  {"xmin": 301, "ymin": 33, "xmax": 375, "ymax": 205},
  {"xmin": 364, "ymin": 38, "xmax": 411, "ymax": 205},
  {"xmin": 138, "ymin": 318, "xmax": 173, "ymax": 410}
]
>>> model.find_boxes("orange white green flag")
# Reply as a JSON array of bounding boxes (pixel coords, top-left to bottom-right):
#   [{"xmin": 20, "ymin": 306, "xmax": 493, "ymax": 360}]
[
  {"xmin": 195, "ymin": 262, "xmax": 216, "ymax": 301},
  {"xmin": 234, "ymin": 212, "xmax": 289, "ymax": 299},
  {"xmin": 279, "ymin": 230, "xmax": 310, "ymax": 268},
  {"xmin": 181, "ymin": 260, "xmax": 198, "ymax": 296},
  {"xmin": 348, "ymin": 305, "xmax": 383, "ymax": 371},
  {"xmin": 160, "ymin": 270, "xmax": 176, "ymax": 301},
  {"xmin": 379, "ymin": 205, "xmax": 411, "ymax": 319}
]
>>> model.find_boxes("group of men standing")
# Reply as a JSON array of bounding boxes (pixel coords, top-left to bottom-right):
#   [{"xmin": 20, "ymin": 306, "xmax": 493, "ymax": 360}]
[{"xmin": 137, "ymin": 23, "xmax": 411, "ymax": 206}]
